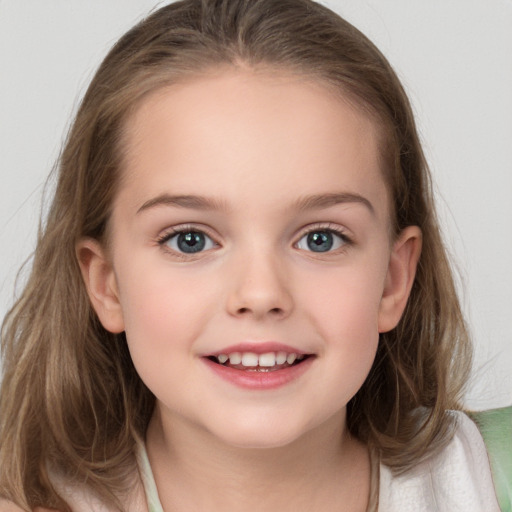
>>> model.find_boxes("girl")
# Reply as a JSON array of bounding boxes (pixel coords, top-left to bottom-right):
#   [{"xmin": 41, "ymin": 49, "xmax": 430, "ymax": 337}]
[{"xmin": 0, "ymin": 0, "xmax": 508, "ymax": 510}]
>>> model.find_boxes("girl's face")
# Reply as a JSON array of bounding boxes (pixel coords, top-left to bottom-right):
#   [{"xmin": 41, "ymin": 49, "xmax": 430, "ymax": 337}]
[{"xmin": 82, "ymin": 69, "xmax": 420, "ymax": 449}]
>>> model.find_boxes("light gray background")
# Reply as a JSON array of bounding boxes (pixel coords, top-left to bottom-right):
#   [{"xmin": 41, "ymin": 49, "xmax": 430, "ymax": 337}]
[{"xmin": 1, "ymin": 1, "xmax": 511, "ymax": 410}]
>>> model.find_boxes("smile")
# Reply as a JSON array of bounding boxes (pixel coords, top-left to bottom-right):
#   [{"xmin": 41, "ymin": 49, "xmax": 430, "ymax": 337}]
[
  {"xmin": 203, "ymin": 345, "xmax": 315, "ymax": 390},
  {"xmin": 208, "ymin": 351, "xmax": 309, "ymax": 372}
]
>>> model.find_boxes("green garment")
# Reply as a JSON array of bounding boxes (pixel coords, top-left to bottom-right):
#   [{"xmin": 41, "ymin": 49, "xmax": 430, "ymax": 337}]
[{"xmin": 471, "ymin": 406, "xmax": 512, "ymax": 512}]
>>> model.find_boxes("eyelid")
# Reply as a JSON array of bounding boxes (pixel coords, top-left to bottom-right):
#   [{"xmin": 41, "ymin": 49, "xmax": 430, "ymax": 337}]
[
  {"xmin": 156, "ymin": 224, "xmax": 220, "ymax": 255},
  {"xmin": 294, "ymin": 223, "xmax": 353, "ymax": 251},
  {"xmin": 295, "ymin": 222, "xmax": 352, "ymax": 240}
]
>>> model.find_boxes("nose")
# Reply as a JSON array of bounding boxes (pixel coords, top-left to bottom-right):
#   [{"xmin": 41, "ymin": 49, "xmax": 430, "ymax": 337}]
[{"xmin": 225, "ymin": 250, "xmax": 294, "ymax": 320}]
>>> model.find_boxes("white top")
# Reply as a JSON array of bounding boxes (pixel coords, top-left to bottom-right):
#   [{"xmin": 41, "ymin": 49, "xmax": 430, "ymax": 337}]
[
  {"xmin": 52, "ymin": 411, "xmax": 500, "ymax": 511},
  {"xmin": 378, "ymin": 412, "xmax": 500, "ymax": 511}
]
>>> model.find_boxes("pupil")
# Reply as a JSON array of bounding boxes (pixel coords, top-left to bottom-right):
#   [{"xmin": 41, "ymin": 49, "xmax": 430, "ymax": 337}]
[
  {"xmin": 177, "ymin": 232, "xmax": 205, "ymax": 253},
  {"xmin": 307, "ymin": 231, "xmax": 333, "ymax": 252}
]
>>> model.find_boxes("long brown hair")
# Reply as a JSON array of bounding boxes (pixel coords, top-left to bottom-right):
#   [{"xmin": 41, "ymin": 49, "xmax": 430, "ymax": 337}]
[{"xmin": 0, "ymin": 0, "xmax": 471, "ymax": 509}]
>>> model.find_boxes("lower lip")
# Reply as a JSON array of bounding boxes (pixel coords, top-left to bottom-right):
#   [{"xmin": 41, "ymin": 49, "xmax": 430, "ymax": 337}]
[{"xmin": 202, "ymin": 357, "xmax": 314, "ymax": 390}]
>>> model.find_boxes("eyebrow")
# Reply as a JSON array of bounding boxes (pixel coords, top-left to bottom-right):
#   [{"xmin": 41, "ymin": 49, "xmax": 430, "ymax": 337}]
[
  {"xmin": 136, "ymin": 191, "xmax": 374, "ymax": 215},
  {"xmin": 137, "ymin": 194, "xmax": 228, "ymax": 214},
  {"xmin": 294, "ymin": 192, "xmax": 375, "ymax": 215}
]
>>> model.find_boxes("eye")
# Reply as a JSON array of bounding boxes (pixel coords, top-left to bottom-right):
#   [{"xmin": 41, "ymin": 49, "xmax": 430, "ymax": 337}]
[
  {"xmin": 160, "ymin": 230, "xmax": 217, "ymax": 254},
  {"xmin": 296, "ymin": 229, "xmax": 348, "ymax": 253}
]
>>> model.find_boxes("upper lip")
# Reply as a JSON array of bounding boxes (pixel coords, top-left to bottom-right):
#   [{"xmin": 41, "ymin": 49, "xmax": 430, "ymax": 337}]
[{"xmin": 204, "ymin": 342, "xmax": 311, "ymax": 357}]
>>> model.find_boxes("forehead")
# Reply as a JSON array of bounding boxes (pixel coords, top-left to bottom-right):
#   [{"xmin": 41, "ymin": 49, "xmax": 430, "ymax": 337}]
[{"xmin": 117, "ymin": 69, "xmax": 388, "ymax": 219}]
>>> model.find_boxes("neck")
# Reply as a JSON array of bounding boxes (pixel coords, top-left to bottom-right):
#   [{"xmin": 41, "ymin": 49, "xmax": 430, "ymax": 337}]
[{"xmin": 145, "ymin": 406, "xmax": 371, "ymax": 512}]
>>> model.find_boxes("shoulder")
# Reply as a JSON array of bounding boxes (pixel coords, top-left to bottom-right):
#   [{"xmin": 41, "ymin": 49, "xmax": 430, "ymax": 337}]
[
  {"xmin": 0, "ymin": 500, "xmax": 24, "ymax": 512},
  {"xmin": 49, "ymin": 466, "xmax": 148, "ymax": 512},
  {"xmin": 469, "ymin": 405, "xmax": 512, "ymax": 448},
  {"xmin": 469, "ymin": 406, "xmax": 512, "ymax": 512},
  {"xmin": 0, "ymin": 501, "xmax": 58, "ymax": 512},
  {"xmin": 379, "ymin": 410, "xmax": 501, "ymax": 511}
]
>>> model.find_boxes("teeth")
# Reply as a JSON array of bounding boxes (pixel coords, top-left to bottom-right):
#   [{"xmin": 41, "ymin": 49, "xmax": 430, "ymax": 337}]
[
  {"xmin": 215, "ymin": 351, "xmax": 305, "ymax": 367},
  {"xmin": 286, "ymin": 353, "xmax": 297, "ymax": 364},
  {"xmin": 276, "ymin": 351, "xmax": 287, "ymax": 364},
  {"xmin": 229, "ymin": 352, "xmax": 242, "ymax": 365},
  {"xmin": 259, "ymin": 352, "xmax": 276, "ymax": 367},
  {"xmin": 241, "ymin": 352, "xmax": 259, "ymax": 367}
]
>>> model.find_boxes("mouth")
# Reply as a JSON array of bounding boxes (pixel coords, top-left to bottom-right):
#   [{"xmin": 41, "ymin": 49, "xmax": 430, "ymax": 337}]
[{"xmin": 206, "ymin": 351, "xmax": 313, "ymax": 372}]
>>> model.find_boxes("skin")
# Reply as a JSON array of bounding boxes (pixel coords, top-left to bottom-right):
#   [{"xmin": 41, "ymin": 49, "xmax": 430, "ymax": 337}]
[
  {"xmin": 0, "ymin": 504, "xmax": 55, "ymax": 512},
  {"xmin": 78, "ymin": 69, "xmax": 421, "ymax": 512}
]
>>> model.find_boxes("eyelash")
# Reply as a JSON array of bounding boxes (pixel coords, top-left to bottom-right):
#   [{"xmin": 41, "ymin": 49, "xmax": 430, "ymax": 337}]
[
  {"xmin": 295, "ymin": 224, "xmax": 353, "ymax": 253},
  {"xmin": 156, "ymin": 223, "xmax": 353, "ymax": 257},
  {"xmin": 156, "ymin": 225, "xmax": 219, "ymax": 258}
]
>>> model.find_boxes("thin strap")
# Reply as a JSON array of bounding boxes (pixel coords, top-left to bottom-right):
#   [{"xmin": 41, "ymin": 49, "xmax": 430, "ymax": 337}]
[
  {"xmin": 136, "ymin": 441, "xmax": 164, "ymax": 512},
  {"xmin": 469, "ymin": 406, "xmax": 512, "ymax": 512},
  {"xmin": 367, "ymin": 446, "xmax": 380, "ymax": 512}
]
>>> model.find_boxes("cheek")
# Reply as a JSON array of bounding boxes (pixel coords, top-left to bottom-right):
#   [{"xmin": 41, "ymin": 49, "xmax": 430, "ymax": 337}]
[
  {"xmin": 117, "ymin": 256, "xmax": 211, "ymax": 324},
  {"xmin": 299, "ymin": 262, "xmax": 385, "ymax": 384},
  {"xmin": 303, "ymin": 262, "xmax": 385, "ymax": 334},
  {"xmin": 115, "ymin": 261, "xmax": 217, "ymax": 374}
]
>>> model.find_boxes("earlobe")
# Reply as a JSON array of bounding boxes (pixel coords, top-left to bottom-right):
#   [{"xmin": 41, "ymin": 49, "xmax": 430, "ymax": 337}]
[
  {"xmin": 76, "ymin": 238, "xmax": 125, "ymax": 333},
  {"xmin": 378, "ymin": 226, "xmax": 422, "ymax": 333}
]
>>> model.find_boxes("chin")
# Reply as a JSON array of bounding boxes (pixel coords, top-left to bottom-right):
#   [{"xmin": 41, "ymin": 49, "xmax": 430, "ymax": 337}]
[{"xmin": 210, "ymin": 416, "xmax": 316, "ymax": 451}]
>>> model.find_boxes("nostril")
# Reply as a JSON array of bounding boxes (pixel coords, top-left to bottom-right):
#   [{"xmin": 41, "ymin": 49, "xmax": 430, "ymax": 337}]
[{"xmin": 235, "ymin": 306, "xmax": 284, "ymax": 316}]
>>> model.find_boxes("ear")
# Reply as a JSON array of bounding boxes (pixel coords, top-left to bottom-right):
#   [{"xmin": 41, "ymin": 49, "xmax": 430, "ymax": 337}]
[
  {"xmin": 378, "ymin": 226, "xmax": 422, "ymax": 333},
  {"xmin": 76, "ymin": 238, "xmax": 125, "ymax": 333}
]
